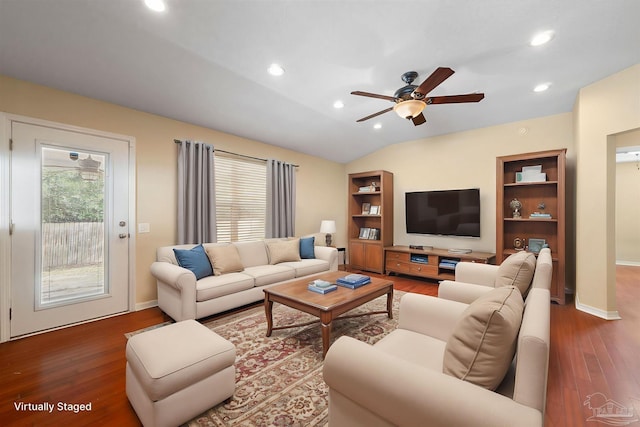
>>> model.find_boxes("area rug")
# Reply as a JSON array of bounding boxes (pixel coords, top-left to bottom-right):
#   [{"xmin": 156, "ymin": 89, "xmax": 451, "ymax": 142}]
[{"xmin": 172, "ymin": 290, "xmax": 404, "ymax": 426}]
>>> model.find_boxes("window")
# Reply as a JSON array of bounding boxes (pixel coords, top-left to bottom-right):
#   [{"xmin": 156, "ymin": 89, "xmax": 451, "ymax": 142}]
[{"xmin": 214, "ymin": 154, "xmax": 266, "ymax": 242}]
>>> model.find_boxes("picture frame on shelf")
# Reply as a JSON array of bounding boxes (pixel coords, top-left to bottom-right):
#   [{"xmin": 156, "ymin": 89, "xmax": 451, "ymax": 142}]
[
  {"xmin": 361, "ymin": 202, "xmax": 371, "ymax": 215},
  {"xmin": 369, "ymin": 205, "xmax": 379, "ymax": 215},
  {"xmin": 528, "ymin": 238, "xmax": 546, "ymax": 253},
  {"xmin": 368, "ymin": 228, "xmax": 379, "ymax": 240},
  {"xmin": 359, "ymin": 227, "xmax": 370, "ymax": 239}
]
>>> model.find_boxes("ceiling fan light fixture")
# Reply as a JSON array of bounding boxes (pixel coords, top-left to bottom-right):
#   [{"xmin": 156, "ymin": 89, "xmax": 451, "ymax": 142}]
[{"xmin": 393, "ymin": 99, "xmax": 426, "ymax": 119}]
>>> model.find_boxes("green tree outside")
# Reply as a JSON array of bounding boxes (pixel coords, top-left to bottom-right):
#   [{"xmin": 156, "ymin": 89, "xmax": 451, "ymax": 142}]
[{"xmin": 41, "ymin": 169, "xmax": 104, "ymax": 223}]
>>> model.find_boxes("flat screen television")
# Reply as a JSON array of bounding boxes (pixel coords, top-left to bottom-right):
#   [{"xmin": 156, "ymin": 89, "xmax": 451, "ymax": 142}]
[{"xmin": 405, "ymin": 188, "xmax": 480, "ymax": 237}]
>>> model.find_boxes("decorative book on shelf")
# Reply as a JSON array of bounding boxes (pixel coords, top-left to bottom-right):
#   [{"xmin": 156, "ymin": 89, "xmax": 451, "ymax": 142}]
[{"xmin": 529, "ymin": 213, "xmax": 552, "ymax": 218}]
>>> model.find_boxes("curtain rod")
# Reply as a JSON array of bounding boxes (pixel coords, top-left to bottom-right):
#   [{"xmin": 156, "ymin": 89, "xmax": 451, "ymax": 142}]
[{"xmin": 174, "ymin": 139, "xmax": 299, "ymax": 167}]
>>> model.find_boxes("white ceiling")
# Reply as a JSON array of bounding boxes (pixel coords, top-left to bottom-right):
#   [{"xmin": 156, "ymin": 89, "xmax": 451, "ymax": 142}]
[{"xmin": 1, "ymin": 0, "xmax": 639, "ymax": 163}]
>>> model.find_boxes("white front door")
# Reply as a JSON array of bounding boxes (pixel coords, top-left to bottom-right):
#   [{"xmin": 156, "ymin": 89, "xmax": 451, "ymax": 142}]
[{"xmin": 10, "ymin": 120, "xmax": 133, "ymax": 338}]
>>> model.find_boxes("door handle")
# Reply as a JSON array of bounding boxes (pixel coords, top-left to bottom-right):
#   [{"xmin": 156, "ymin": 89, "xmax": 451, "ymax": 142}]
[{"xmin": 119, "ymin": 233, "xmax": 129, "ymax": 239}]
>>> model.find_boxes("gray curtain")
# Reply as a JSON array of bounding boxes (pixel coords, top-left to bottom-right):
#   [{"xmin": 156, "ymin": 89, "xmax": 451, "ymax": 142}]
[
  {"xmin": 177, "ymin": 140, "xmax": 216, "ymax": 244},
  {"xmin": 266, "ymin": 159, "xmax": 296, "ymax": 238}
]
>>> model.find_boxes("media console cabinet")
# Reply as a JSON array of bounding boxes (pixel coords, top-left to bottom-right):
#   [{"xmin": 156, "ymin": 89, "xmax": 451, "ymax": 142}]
[{"xmin": 384, "ymin": 246, "xmax": 496, "ymax": 281}]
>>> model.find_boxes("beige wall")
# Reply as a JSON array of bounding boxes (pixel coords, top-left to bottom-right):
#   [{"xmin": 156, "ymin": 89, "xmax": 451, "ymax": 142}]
[
  {"xmin": 346, "ymin": 112, "xmax": 574, "ymax": 258},
  {"xmin": 0, "ymin": 75, "xmax": 346, "ymax": 306},
  {"xmin": 615, "ymin": 129, "xmax": 640, "ymax": 265},
  {"xmin": 3, "ymin": 63, "xmax": 637, "ymax": 316},
  {"xmin": 574, "ymin": 64, "xmax": 640, "ymax": 317}
]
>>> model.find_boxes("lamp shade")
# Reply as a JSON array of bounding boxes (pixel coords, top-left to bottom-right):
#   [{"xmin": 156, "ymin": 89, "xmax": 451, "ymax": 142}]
[
  {"xmin": 393, "ymin": 99, "xmax": 426, "ymax": 119},
  {"xmin": 320, "ymin": 220, "xmax": 336, "ymax": 234}
]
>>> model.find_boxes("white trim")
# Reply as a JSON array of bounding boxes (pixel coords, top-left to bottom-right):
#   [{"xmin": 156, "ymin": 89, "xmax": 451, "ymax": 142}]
[
  {"xmin": 127, "ymin": 137, "xmax": 137, "ymax": 313},
  {"xmin": 0, "ymin": 114, "xmax": 10, "ymax": 342},
  {"xmin": 616, "ymin": 260, "xmax": 640, "ymax": 267},
  {"xmin": 575, "ymin": 295, "xmax": 622, "ymax": 320},
  {"xmin": 135, "ymin": 300, "xmax": 158, "ymax": 311},
  {"xmin": 0, "ymin": 113, "xmax": 136, "ymax": 343}
]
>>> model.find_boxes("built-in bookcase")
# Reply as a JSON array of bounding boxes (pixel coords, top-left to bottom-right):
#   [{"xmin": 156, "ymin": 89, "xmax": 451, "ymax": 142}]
[
  {"xmin": 496, "ymin": 149, "xmax": 566, "ymax": 304},
  {"xmin": 348, "ymin": 170, "xmax": 393, "ymax": 273}
]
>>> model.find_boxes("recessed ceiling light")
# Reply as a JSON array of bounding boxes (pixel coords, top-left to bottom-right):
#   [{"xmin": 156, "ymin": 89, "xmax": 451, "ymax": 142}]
[
  {"xmin": 530, "ymin": 30, "xmax": 554, "ymax": 47},
  {"xmin": 533, "ymin": 83, "xmax": 550, "ymax": 92},
  {"xmin": 267, "ymin": 63, "xmax": 285, "ymax": 76},
  {"xmin": 333, "ymin": 100, "xmax": 344, "ymax": 109},
  {"xmin": 373, "ymin": 123, "xmax": 382, "ymax": 130},
  {"xmin": 144, "ymin": 0, "xmax": 166, "ymax": 12}
]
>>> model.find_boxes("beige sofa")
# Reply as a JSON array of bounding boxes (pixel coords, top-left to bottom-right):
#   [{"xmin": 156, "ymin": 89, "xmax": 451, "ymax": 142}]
[
  {"xmin": 151, "ymin": 237, "xmax": 338, "ymax": 321},
  {"xmin": 323, "ymin": 249, "xmax": 552, "ymax": 427}
]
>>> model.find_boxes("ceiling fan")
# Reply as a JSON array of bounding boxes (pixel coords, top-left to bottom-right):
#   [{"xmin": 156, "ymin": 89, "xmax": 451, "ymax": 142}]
[{"xmin": 351, "ymin": 67, "xmax": 484, "ymax": 126}]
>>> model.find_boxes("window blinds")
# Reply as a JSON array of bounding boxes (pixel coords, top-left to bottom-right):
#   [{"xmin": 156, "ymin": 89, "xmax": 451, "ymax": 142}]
[{"xmin": 214, "ymin": 154, "xmax": 266, "ymax": 242}]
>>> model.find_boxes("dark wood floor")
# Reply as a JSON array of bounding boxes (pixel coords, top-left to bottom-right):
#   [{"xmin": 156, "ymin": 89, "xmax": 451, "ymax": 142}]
[{"xmin": 1, "ymin": 267, "xmax": 638, "ymax": 426}]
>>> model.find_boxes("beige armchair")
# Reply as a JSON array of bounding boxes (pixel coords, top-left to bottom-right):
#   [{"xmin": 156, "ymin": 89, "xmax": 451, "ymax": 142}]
[
  {"xmin": 323, "ymin": 286, "xmax": 550, "ymax": 427},
  {"xmin": 438, "ymin": 248, "xmax": 552, "ymax": 304}
]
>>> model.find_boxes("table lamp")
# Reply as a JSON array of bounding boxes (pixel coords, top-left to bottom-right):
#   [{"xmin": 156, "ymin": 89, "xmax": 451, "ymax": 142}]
[{"xmin": 320, "ymin": 220, "xmax": 336, "ymax": 246}]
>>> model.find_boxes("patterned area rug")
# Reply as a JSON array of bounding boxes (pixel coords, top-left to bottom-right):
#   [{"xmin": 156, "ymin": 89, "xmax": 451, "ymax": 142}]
[{"xmin": 178, "ymin": 290, "xmax": 404, "ymax": 426}]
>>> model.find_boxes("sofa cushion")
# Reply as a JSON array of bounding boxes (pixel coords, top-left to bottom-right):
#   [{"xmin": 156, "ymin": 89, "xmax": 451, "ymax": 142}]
[
  {"xmin": 495, "ymin": 251, "xmax": 536, "ymax": 295},
  {"xmin": 205, "ymin": 244, "xmax": 244, "ymax": 276},
  {"xmin": 303, "ymin": 233, "xmax": 327, "ymax": 247},
  {"xmin": 173, "ymin": 245, "xmax": 213, "ymax": 280},
  {"xmin": 196, "ymin": 272, "xmax": 255, "ymax": 301},
  {"xmin": 279, "ymin": 259, "xmax": 330, "ymax": 277},
  {"xmin": 243, "ymin": 265, "xmax": 296, "ymax": 287},
  {"xmin": 375, "ymin": 329, "xmax": 446, "ymax": 372},
  {"xmin": 443, "ymin": 286, "xmax": 524, "ymax": 390},
  {"xmin": 266, "ymin": 238, "xmax": 301, "ymax": 264},
  {"xmin": 233, "ymin": 241, "xmax": 269, "ymax": 268},
  {"xmin": 300, "ymin": 236, "xmax": 315, "ymax": 259}
]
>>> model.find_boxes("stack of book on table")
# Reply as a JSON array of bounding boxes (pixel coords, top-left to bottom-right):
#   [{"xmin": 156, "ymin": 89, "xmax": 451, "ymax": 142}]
[
  {"xmin": 336, "ymin": 274, "xmax": 371, "ymax": 289},
  {"xmin": 308, "ymin": 279, "xmax": 337, "ymax": 294}
]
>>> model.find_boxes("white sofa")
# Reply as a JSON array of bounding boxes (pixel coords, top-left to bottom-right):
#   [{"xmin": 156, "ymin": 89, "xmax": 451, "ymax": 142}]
[{"xmin": 150, "ymin": 237, "xmax": 338, "ymax": 321}]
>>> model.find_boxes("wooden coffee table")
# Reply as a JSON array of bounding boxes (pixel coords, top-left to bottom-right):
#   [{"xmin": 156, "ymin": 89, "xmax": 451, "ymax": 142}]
[{"xmin": 263, "ymin": 271, "xmax": 394, "ymax": 358}]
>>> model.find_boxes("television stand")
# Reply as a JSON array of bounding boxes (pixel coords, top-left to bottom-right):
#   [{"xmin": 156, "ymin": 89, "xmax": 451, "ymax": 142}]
[
  {"xmin": 448, "ymin": 248, "xmax": 472, "ymax": 254},
  {"xmin": 384, "ymin": 245, "xmax": 495, "ymax": 281}
]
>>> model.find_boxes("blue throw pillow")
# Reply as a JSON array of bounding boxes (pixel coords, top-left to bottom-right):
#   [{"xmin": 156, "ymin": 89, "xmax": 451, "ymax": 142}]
[
  {"xmin": 173, "ymin": 244, "xmax": 213, "ymax": 279},
  {"xmin": 300, "ymin": 237, "xmax": 315, "ymax": 259}
]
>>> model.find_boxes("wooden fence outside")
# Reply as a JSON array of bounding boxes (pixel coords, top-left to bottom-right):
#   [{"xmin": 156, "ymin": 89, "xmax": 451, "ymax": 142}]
[{"xmin": 42, "ymin": 222, "xmax": 104, "ymax": 269}]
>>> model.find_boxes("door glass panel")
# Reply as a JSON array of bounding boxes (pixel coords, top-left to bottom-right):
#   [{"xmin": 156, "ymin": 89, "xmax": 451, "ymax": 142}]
[{"xmin": 39, "ymin": 146, "xmax": 107, "ymax": 307}]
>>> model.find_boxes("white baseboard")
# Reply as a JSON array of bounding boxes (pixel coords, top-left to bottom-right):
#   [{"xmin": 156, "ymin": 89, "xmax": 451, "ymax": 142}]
[
  {"xmin": 575, "ymin": 295, "xmax": 622, "ymax": 320},
  {"xmin": 616, "ymin": 260, "xmax": 640, "ymax": 267},
  {"xmin": 135, "ymin": 300, "xmax": 158, "ymax": 311}
]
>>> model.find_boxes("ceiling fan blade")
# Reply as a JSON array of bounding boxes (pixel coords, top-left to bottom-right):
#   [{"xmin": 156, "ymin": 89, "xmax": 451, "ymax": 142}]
[
  {"xmin": 411, "ymin": 113, "xmax": 426, "ymax": 126},
  {"xmin": 351, "ymin": 91, "xmax": 397, "ymax": 102},
  {"xmin": 427, "ymin": 93, "xmax": 485, "ymax": 104},
  {"xmin": 356, "ymin": 106, "xmax": 394, "ymax": 122},
  {"xmin": 414, "ymin": 67, "xmax": 455, "ymax": 97}
]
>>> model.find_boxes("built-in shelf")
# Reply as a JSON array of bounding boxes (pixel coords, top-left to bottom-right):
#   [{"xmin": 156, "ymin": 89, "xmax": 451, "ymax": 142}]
[
  {"xmin": 348, "ymin": 171, "xmax": 393, "ymax": 274},
  {"xmin": 496, "ymin": 149, "xmax": 567, "ymax": 304}
]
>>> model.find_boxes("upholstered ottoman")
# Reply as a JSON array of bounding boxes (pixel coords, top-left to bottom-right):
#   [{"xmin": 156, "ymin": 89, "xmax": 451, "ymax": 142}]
[{"xmin": 126, "ymin": 319, "xmax": 236, "ymax": 427}]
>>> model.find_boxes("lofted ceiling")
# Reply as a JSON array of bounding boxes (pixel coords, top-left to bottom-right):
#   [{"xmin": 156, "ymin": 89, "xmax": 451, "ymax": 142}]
[{"xmin": 1, "ymin": 0, "xmax": 639, "ymax": 163}]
